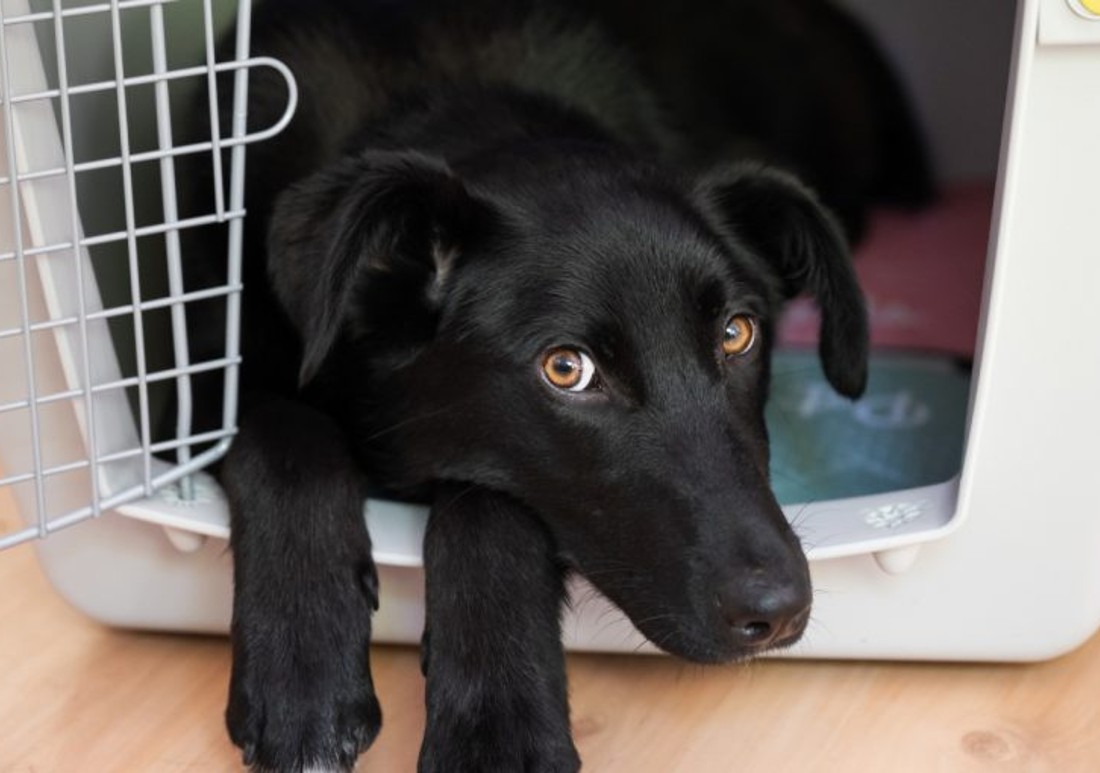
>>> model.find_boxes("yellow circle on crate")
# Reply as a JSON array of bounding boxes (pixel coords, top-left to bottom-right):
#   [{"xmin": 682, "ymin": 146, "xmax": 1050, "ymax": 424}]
[{"xmin": 1077, "ymin": 0, "xmax": 1100, "ymax": 16}]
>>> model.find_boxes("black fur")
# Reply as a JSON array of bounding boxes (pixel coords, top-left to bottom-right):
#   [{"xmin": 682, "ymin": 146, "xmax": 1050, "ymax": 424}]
[
  {"xmin": 420, "ymin": 485, "xmax": 578, "ymax": 771},
  {"xmin": 585, "ymin": 0, "xmax": 935, "ymax": 239},
  {"xmin": 221, "ymin": 398, "xmax": 381, "ymax": 772},
  {"xmin": 183, "ymin": 1, "xmax": 928, "ymax": 769}
]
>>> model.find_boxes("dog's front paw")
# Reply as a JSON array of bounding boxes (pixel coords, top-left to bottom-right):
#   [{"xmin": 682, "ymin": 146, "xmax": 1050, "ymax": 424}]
[
  {"xmin": 227, "ymin": 650, "xmax": 381, "ymax": 772},
  {"xmin": 226, "ymin": 649, "xmax": 381, "ymax": 773},
  {"xmin": 226, "ymin": 576, "xmax": 381, "ymax": 773},
  {"xmin": 418, "ymin": 707, "xmax": 580, "ymax": 773}
]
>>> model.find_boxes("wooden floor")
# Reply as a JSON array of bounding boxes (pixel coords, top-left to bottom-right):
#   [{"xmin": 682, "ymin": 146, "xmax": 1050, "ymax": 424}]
[{"xmin": 4, "ymin": 489, "xmax": 1100, "ymax": 772}]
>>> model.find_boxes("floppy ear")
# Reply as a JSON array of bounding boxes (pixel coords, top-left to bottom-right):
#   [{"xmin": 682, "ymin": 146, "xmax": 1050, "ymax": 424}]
[
  {"xmin": 267, "ymin": 150, "xmax": 495, "ymax": 385},
  {"xmin": 696, "ymin": 163, "xmax": 869, "ymax": 398}
]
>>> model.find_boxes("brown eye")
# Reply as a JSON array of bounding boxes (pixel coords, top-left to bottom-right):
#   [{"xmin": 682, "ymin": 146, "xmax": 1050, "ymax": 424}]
[
  {"xmin": 541, "ymin": 347, "xmax": 596, "ymax": 392},
  {"xmin": 722, "ymin": 314, "xmax": 757, "ymax": 357}
]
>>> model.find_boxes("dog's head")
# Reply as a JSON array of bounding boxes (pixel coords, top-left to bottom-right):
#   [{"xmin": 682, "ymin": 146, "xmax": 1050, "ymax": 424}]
[{"xmin": 268, "ymin": 146, "xmax": 867, "ymax": 663}]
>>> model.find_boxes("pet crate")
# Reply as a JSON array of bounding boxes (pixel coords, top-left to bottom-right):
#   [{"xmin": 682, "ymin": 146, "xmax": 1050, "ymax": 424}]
[{"xmin": 1, "ymin": 0, "xmax": 1098, "ymax": 662}]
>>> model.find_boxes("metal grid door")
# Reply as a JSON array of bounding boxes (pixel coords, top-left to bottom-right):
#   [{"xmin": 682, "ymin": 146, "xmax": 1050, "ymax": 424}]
[{"xmin": 0, "ymin": 0, "xmax": 295, "ymax": 548}]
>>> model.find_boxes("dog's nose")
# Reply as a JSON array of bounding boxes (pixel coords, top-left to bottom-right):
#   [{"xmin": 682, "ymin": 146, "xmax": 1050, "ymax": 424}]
[{"xmin": 716, "ymin": 582, "xmax": 810, "ymax": 650}]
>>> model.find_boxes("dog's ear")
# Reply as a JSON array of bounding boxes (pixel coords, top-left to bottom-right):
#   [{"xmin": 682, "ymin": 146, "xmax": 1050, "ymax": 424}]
[
  {"xmin": 696, "ymin": 164, "xmax": 869, "ymax": 398},
  {"xmin": 267, "ymin": 150, "xmax": 495, "ymax": 385}
]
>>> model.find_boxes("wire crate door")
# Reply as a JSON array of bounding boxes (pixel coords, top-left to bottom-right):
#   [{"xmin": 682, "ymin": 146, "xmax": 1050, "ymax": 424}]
[
  {"xmin": 1, "ymin": 0, "xmax": 145, "ymax": 547},
  {"xmin": 0, "ymin": 0, "xmax": 296, "ymax": 549}
]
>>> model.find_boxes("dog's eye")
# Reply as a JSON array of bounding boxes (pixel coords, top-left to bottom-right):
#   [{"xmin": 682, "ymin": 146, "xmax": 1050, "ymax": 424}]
[
  {"xmin": 541, "ymin": 347, "xmax": 597, "ymax": 392},
  {"xmin": 722, "ymin": 314, "xmax": 757, "ymax": 357}
]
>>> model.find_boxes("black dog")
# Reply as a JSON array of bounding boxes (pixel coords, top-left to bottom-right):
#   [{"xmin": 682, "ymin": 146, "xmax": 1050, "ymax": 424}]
[{"xmin": 183, "ymin": 1, "xmax": 930, "ymax": 769}]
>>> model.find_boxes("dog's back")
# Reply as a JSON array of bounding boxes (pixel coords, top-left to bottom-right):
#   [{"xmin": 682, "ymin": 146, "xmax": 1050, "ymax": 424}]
[
  {"xmin": 242, "ymin": 0, "xmax": 929, "ymax": 219},
  {"xmin": 242, "ymin": 0, "xmax": 673, "ymax": 212}
]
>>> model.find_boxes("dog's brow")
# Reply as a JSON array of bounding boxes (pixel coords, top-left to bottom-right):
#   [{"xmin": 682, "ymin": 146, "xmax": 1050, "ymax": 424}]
[
  {"xmin": 696, "ymin": 278, "xmax": 726, "ymax": 316},
  {"xmin": 692, "ymin": 275, "xmax": 768, "ymax": 319}
]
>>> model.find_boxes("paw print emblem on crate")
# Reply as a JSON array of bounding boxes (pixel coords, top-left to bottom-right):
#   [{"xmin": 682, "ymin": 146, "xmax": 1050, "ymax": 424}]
[{"xmin": 863, "ymin": 501, "xmax": 928, "ymax": 529}]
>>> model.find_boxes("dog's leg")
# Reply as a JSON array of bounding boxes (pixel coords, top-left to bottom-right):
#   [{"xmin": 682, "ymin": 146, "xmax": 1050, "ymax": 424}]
[
  {"xmin": 419, "ymin": 485, "xmax": 579, "ymax": 773},
  {"xmin": 220, "ymin": 397, "xmax": 381, "ymax": 772}
]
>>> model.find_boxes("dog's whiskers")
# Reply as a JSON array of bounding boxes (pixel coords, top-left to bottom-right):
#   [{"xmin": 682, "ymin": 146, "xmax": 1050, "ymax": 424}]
[{"xmin": 363, "ymin": 405, "xmax": 459, "ymax": 443}]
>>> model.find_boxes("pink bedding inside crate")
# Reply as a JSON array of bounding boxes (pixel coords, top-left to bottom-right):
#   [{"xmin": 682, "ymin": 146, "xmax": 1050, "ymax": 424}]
[{"xmin": 779, "ymin": 183, "xmax": 994, "ymax": 358}]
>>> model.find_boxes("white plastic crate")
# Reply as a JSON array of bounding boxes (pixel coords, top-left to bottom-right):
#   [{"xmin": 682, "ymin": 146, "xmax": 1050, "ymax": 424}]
[{"xmin": 2, "ymin": 0, "xmax": 1099, "ymax": 661}]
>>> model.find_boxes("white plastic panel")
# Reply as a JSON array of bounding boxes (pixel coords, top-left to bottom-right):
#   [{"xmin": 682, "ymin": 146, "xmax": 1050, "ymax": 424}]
[{"xmin": 1041, "ymin": 0, "xmax": 1100, "ymax": 43}]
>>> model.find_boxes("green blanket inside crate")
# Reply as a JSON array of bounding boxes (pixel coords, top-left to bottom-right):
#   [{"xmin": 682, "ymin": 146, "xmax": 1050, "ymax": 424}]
[{"xmin": 767, "ymin": 351, "xmax": 970, "ymax": 504}]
